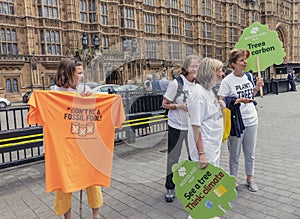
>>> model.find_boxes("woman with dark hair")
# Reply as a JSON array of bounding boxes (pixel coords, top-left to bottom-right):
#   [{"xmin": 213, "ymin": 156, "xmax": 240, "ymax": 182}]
[
  {"xmin": 218, "ymin": 48, "xmax": 264, "ymax": 192},
  {"xmin": 162, "ymin": 55, "xmax": 202, "ymax": 202},
  {"xmin": 51, "ymin": 57, "xmax": 103, "ymax": 219}
]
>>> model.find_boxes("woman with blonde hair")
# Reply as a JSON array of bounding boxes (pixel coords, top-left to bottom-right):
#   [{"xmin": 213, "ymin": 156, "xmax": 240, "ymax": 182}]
[
  {"xmin": 186, "ymin": 57, "xmax": 224, "ymax": 219},
  {"xmin": 187, "ymin": 58, "xmax": 225, "ymax": 169}
]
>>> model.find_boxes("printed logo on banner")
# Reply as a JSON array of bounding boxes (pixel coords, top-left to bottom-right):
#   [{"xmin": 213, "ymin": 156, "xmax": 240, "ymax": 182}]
[{"xmin": 172, "ymin": 161, "xmax": 237, "ymax": 219}]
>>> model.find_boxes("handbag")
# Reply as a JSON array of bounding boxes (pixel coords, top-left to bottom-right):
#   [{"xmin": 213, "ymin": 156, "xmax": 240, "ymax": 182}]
[{"xmin": 222, "ymin": 107, "xmax": 231, "ymax": 142}]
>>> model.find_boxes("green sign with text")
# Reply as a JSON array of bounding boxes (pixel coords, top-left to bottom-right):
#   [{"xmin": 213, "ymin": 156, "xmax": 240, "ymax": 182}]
[
  {"xmin": 235, "ymin": 22, "xmax": 286, "ymax": 72},
  {"xmin": 172, "ymin": 161, "xmax": 237, "ymax": 219}
]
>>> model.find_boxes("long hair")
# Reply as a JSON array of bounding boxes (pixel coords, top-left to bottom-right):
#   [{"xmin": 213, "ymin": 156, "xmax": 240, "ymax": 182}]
[
  {"xmin": 181, "ymin": 55, "xmax": 202, "ymax": 76},
  {"xmin": 196, "ymin": 57, "xmax": 223, "ymax": 90},
  {"xmin": 54, "ymin": 58, "xmax": 83, "ymax": 89},
  {"xmin": 228, "ymin": 48, "xmax": 248, "ymax": 69}
]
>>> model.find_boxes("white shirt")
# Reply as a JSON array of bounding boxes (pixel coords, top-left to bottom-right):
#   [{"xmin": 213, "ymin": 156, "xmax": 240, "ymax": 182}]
[
  {"xmin": 187, "ymin": 84, "xmax": 223, "ymax": 165},
  {"xmin": 164, "ymin": 75, "xmax": 195, "ymax": 130},
  {"xmin": 217, "ymin": 72, "xmax": 258, "ymax": 126}
]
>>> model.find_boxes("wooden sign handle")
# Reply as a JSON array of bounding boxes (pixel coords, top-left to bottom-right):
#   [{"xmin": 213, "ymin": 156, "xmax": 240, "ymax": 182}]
[{"xmin": 256, "ymin": 56, "xmax": 263, "ymax": 98}]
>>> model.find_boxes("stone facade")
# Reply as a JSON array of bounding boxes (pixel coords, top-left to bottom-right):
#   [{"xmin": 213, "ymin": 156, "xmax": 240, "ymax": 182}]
[{"xmin": 0, "ymin": 0, "xmax": 299, "ymax": 101}]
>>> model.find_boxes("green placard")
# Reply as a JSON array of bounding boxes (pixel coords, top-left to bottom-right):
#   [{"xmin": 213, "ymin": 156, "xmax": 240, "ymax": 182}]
[
  {"xmin": 235, "ymin": 22, "xmax": 286, "ymax": 72},
  {"xmin": 172, "ymin": 161, "xmax": 237, "ymax": 219}
]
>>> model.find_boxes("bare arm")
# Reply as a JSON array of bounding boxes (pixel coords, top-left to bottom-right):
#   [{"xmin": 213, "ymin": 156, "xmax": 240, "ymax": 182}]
[
  {"xmin": 192, "ymin": 125, "xmax": 208, "ymax": 169},
  {"xmin": 162, "ymin": 97, "xmax": 188, "ymax": 111}
]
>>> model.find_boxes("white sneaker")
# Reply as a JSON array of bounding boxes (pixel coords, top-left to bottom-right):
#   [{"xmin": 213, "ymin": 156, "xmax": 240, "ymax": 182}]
[{"xmin": 187, "ymin": 215, "xmax": 193, "ymax": 219}]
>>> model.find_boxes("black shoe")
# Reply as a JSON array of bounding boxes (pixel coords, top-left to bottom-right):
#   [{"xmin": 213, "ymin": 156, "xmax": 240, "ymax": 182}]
[{"xmin": 165, "ymin": 189, "xmax": 175, "ymax": 202}]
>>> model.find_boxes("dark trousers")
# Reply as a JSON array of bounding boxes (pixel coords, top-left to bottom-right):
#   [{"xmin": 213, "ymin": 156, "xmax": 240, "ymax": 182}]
[
  {"xmin": 165, "ymin": 125, "xmax": 189, "ymax": 190},
  {"xmin": 289, "ymin": 80, "xmax": 297, "ymax": 91}
]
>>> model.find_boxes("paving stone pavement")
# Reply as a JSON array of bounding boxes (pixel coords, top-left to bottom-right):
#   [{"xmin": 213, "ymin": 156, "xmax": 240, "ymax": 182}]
[{"xmin": 1, "ymin": 89, "xmax": 300, "ymax": 219}]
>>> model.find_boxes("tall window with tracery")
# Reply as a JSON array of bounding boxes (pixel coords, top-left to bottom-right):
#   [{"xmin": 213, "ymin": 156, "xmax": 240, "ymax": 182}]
[
  {"xmin": 0, "ymin": 28, "xmax": 18, "ymax": 55},
  {"xmin": 100, "ymin": 2, "xmax": 108, "ymax": 25},
  {"xmin": 202, "ymin": 0, "xmax": 211, "ymax": 16},
  {"xmin": 167, "ymin": 0, "xmax": 178, "ymax": 9},
  {"xmin": 184, "ymin": 0, "xmax": 192, "ymax": 14},
  {"xmin": 102, "ymin": 35, "xmax": 109, "ymax": 50},
  {"xmin": 203, "ymin": 45, "xmax": 212, "ymax": 58},
  {"xmin": 202, "ymin": 23, "xmax": 212, "ymax": 39},
  {"xmin": 215, "ymin": 48, "xmax": 223, "ymax": 61},
  {"xmin": 185, "ymin": 20, "xmax": 192, "ymax": 37},
  {"xmin": 144, "ymin": 0, "xmax": 154, "ymax": 6},
  {"xmin": 185, "ymin": 45, "xmax": 194, "ymax": 56},
  {"xmin": 241, "ymin": 11, "xmax": 246, "ymax": 26},
  {"xmin": 215, "ymin": 4, "xmax": 221, "ymax": 20},
  {"xmin": 0, "ymin": 0, "xmax": 15, "ymax": 15},
  {"xmin": 121, "ymin": 7, "xmax": 135, "ymax": 29},
  {"xmin": 88, "ymin": 0, "xmax": 96, "ymax": 23},
  {"xmin": 37, "ymin": 0, "xmax": 58, "ymax": 18},
  {"xmin": 40, "ymin": 30, "xmax": 61, "ymax": 55},
  {"xmin": 230, "ymin": 6, "xmax": 238, "ymax": 23},
  {"xmin": 80, "ymin": 0, "xmax": 87, "ymax": 23},
  {"xmin": 229, "ymin": 27, "xmax": 238, "ymax": 43},
  {"xmin": 167, "ymin": 16, "xmax": 178, "ymax": 34},
  {"xmin": 168, "ymin": 41, "xmax": 180, "ymax": 60},
  {"xmin": 125, "ymin": 7, "xmax": 135, "ymax": 29},
  {"xmin": 144, "ymin": 13, "xmax": 155, "ymax": 33},
  {"xmin": 146, "ymin": 40, "xmax": 156, "ymax": 59},
  {"xmin": 216, "ymin": 27, "xmax": 223, "ymax": 42}
]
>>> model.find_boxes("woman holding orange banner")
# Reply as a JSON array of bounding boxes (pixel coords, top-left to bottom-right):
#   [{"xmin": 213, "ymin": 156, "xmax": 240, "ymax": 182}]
[
  {"xmin": 218, "ymin": 48, "xmax": 264, "ymax": 192},
  {"xmin": 51, "ymin": 57, "xmax": 103, "ymax": 219}
]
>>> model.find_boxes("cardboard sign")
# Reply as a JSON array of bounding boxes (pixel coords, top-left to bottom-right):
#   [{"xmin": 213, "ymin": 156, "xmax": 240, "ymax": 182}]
[
  {"xmin": 235, "ymin": 22, "xmax": 286, "ymax": 72},
  {"xmin": 172, "ymin": 161, "xmax": 237, "ymax": 219}
]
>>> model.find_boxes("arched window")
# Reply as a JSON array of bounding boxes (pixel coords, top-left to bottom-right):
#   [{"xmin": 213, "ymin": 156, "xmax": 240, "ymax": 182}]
[
  {"xmin": 5, "ymin": 78, "xmax": 19, "ymax": 93},
  {"xmin": 0, "ymin": 28, "xmax": 18, "ymax": 55},
  {"xmin": 6, "ymin": 79, "xmax": 12, "ymax": 93},
  {"xmin": 13, "ymin": 79, "xmax": 18, "ymax": 92}
]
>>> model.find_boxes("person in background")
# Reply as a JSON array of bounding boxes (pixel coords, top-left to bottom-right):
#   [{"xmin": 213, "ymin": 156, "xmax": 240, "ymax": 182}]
[
  {"xmin": 218, "ymin": 48, "xmax": 264, "ymax": 192},
  {"xmin": 152, "ymin": 72, "xmax": 161, "ymax": 91},
  {"xmin": 159, "ymin": 71, "xmax": 170, "ymax": 92},
  {"xmin": 287, "ymin": 69, "xmax": 297, "ymax": 91},
  {"xmin": 52, "ymin": 58, "xmax": 103, "ymax": 219},
  {"xmin": 144, "ymin": 74, "xmax": 153, "ymax": 93},
  {"xmin": 162, "ymin": 55, "xmax": 201, "ymax": 202}
]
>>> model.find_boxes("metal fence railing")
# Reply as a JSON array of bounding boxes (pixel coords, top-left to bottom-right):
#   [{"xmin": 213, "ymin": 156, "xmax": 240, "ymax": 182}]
[{"xmin": 0, "ymin": 91, "xmax": 167, "ymax": 169}]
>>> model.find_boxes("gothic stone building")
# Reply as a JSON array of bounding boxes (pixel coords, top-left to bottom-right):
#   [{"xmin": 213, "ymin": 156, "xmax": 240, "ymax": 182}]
[{"xmin": 0, "ymin": 0, "xmax": 299, "ymax": 101}]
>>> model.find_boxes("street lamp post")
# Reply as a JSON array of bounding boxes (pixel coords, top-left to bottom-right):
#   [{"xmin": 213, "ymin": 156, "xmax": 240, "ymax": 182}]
[
  {"xmin": 120, "ymin": 65, "xmax": 123, "ymax": 85},
  {"xmin": 41, "ymin": 72, "xmax": 45, "ymax": 90},
  {"xmin": 75, "ymin": 32, "xmax": 101, "ymax": 83}
]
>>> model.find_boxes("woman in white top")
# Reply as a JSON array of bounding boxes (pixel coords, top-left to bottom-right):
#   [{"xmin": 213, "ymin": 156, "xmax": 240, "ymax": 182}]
[
  {"xmin": 163, "ymin": 55, "xmax": 201, "ymax": 202},
  {"xmin": 217, "ymin": 48, "xmax": 264, "ymax": 192},
  {"xmin": 187, "ymin": 58, "xmax": 225, "ymax": 169},
  {"xmin": 186, "ymin": 58, "xmax": 225, "ymax": 219}
]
